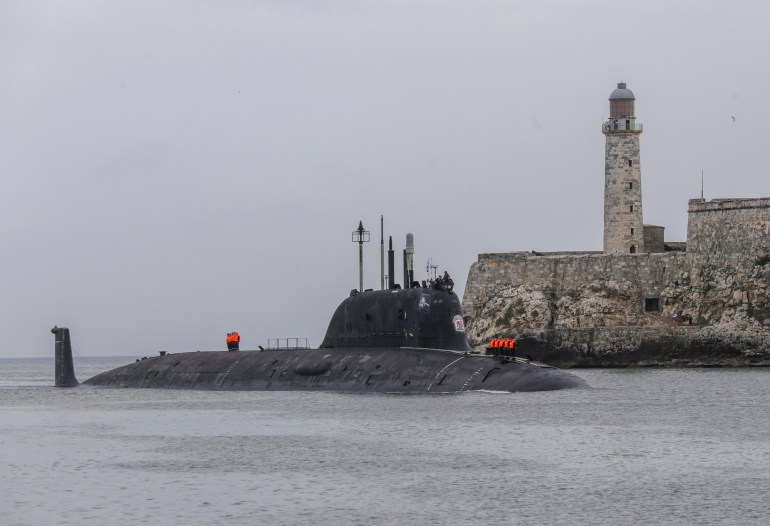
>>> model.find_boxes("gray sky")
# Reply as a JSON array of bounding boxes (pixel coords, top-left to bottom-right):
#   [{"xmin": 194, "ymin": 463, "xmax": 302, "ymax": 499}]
[{"xmin": 2, "ymin": 0, "xmax": 769, "ymax": 358}]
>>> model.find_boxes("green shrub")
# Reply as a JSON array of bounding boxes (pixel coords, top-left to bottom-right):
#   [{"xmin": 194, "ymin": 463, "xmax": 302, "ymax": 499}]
[
  {"xmin": 495, "ymin": 306, "xmax": 514, "ymax": 327},
  {"xmin": 755, "ymin": 255, "xmax": 770, "ymax": 267}
]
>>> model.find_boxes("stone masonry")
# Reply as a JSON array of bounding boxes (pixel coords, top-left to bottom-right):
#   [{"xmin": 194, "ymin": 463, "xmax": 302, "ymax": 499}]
[
  {"xmin": 687, "ymin": 198, "xmax": 770, "ymax": 264},
  {"xmin": 604, "ymin": 130, "xmax": 644, "ymax": 254},
  {"xmin": 604, "ymin": 82, "xmax": 644, "ymax": 254}
]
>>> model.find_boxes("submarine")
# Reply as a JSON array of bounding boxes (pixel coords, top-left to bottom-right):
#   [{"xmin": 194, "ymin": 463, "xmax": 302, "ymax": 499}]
[
  {"xmin": 52, "ymin": 285, "xmax": 586, "ymax": 392},
  {"xmin": 52, "ymin": 228, "xmax": 587, "ymax": 393}
]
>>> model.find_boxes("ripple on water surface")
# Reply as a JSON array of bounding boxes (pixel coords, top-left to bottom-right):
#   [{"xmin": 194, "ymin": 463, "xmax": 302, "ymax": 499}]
[{"xmin": 2, "ymin": 359, "xmax": 770, "ymax": 525}]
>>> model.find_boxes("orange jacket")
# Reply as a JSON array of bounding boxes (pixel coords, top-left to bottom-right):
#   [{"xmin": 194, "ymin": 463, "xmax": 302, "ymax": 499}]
[{"xmin": 490, "ymin": 338, "xmax": 516, "ymax": 349}]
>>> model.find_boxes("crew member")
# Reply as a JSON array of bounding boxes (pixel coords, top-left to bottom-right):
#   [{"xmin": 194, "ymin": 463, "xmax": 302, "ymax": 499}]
[{"xmin": 226, "ymin": 332, "xmax": 240, "ymax": 351}]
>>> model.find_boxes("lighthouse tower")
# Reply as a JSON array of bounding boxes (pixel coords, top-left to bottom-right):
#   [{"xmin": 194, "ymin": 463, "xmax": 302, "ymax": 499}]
[{"xmin": 603, "ymin": 82, "xmax": 644, "ymax": 254}]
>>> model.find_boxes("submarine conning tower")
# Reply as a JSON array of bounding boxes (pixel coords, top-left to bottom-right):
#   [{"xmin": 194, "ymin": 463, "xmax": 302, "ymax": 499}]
[{"xmin": 320, "ymin": 286, "xmax": 471, "ymax": 352}]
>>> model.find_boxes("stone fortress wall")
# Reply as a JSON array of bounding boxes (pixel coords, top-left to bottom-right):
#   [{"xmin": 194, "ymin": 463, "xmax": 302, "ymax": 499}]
[
  {"xmin": 461, "ymin": 83, "xmax": 770, "ymax": 366},
  {"xmin": 687, "ymin": 198, "xmax": 770, "ymax": 263}
]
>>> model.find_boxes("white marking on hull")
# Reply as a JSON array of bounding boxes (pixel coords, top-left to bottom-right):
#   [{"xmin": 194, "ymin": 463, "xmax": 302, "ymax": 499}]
[
  {"xmin": 459, "ymin": 366, "xmax": 486, "ymax": 392},
  {"xmin": 216, "ymin": 359, "xmax": 240, "ymax": 388},
  {"xmin": 426, "ymin": 356, "xmax": 465, "ymax": 391}
]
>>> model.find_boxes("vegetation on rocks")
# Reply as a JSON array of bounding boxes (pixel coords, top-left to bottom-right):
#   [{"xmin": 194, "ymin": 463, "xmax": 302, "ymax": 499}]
[
  {"xmin": 495, "ymin": 306, "xmax": 514, "ymax": 327},
  {"xmin": 695, "ymin": 315, "xmax": 710, "ymax": 327}
]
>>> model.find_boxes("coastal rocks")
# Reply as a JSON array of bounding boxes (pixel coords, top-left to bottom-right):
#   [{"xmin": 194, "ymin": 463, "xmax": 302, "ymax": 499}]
[{"xmin": 462, "ymin": 252, "xmax": 770, "ymax": 367}]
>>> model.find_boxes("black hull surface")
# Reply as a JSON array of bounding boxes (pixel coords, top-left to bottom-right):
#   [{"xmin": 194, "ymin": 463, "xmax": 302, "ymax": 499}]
[
  {"xmin": 56, "ymin": 287, "xmax": 587, "ymax": 392},
  {"xmin": 84, "ymin": 348, "xmax": 586, "ymax": 392}
]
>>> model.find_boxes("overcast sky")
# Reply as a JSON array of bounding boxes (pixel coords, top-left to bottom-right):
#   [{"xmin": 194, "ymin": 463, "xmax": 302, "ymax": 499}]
[{"xmin": 2, "ymin": 0, "xmax": 769, "ymax": 359}]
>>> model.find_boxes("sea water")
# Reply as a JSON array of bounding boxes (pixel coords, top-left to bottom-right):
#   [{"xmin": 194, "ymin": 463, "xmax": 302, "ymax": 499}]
[{"xmin": 1, "ymin": 357, "xmax": 769, "ymax": 525}]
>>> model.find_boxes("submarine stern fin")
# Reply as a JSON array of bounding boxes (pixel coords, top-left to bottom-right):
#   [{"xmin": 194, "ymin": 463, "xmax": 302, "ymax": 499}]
[{"xmin": 52, "ymin": 326, "xmax": 79, "ymax": 387}]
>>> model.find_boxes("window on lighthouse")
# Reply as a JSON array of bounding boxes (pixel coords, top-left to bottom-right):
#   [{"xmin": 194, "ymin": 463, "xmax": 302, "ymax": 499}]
[
  {"xmin": 628, "ymin": 160, "xmax": 633, "ymax": 167},
  {"xmin": 630, "ymin": 205, "xmax": 634, "ymax": 212},
  {"xmin": 630, "ymin": 246, "xmax": 636, "ymax": 254}
]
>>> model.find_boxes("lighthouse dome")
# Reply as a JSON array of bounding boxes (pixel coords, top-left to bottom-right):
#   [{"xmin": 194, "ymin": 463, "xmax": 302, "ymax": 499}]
[{"xmin": 609, "ymin": 82, "xmax": 635, "ymax": 100}]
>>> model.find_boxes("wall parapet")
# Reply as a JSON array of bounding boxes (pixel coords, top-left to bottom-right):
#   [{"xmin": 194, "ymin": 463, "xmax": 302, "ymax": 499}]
[
  {"xmin": 689, "ymin": 197, "xmax": 770, "ymax": 213},
  {"xmin": 477, "ymin": 250, "xmax": 602, "ymax": 262}
]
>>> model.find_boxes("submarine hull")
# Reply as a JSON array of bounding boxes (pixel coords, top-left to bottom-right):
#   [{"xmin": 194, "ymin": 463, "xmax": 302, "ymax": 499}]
[
  {"xmin": 84, "ymin": 348, "xmax": 586, "ymax": 392},
  {"xmin": 59, "ymin": 288, "xmax": 587, "ymax": 392}
]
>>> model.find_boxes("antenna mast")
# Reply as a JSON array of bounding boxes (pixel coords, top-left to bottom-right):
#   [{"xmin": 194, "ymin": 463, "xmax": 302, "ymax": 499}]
[{"xmin": 351, "ymin": 221, "xmax": 370, "ymax": 293}]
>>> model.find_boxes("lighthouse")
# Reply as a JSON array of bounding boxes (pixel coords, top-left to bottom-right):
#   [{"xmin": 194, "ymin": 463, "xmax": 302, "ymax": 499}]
[{"xmin": 603, "ymin": 82, "xmax": 644, "ymax": 254}]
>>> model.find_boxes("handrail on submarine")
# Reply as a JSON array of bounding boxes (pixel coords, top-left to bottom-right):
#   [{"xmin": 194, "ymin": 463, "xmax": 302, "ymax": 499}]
[{"xmin": 267, "ymin": 337, "xmax": 309, "ymax": 350}]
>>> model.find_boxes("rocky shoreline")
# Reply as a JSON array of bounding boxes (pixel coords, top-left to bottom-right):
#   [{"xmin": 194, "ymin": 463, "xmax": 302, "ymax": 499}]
[{"xmin": 471, "ymin": 324, "xmax": 770, "ymax": 368}]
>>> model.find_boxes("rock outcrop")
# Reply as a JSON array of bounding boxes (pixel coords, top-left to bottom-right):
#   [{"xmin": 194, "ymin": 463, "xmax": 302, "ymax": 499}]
[{"xmin": 462, "ymin": 251, "xmax": 770, "ymax": 367}]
